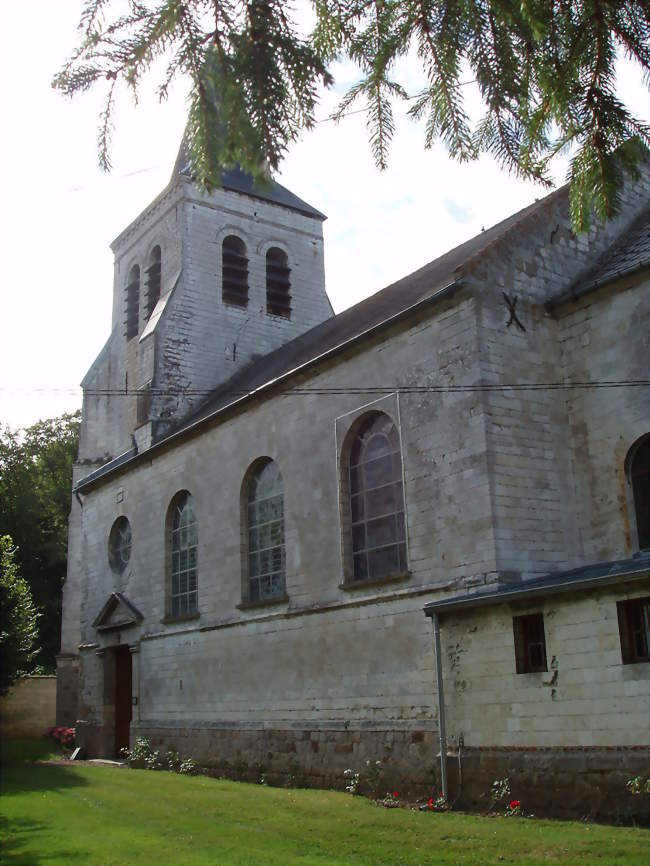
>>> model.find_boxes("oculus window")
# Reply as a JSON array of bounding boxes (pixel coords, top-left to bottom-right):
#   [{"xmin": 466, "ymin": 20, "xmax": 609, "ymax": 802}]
[{"xmin": 108, "ymin": 516, "xmax": 132, "ymax": 574}]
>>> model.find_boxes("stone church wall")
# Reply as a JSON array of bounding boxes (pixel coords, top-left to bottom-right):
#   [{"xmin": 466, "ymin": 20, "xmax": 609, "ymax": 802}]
[
  {"xmin": 437, "ymin": 582, "xmax": 650, "ymax": 820},
  {"xmin": 74, "ymin": 290, "xmax": 498, "ymax": 784}
]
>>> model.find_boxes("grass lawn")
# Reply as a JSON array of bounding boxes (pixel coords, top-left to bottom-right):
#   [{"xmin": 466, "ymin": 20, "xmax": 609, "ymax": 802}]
[{"xmin": 1, "ymin": 740, "xmax": 648, "ymax": 866}]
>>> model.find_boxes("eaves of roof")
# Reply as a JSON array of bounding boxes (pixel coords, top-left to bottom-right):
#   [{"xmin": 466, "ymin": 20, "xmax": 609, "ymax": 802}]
[{"xmin": 423, "ymin": 555, "xmax": 650, "ymax": 618}]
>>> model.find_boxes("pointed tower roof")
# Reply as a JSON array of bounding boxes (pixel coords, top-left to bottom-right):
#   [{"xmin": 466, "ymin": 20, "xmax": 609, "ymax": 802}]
[{"xmin": 172, "ymin": 140, "xmax": 326, "ymax": 221}]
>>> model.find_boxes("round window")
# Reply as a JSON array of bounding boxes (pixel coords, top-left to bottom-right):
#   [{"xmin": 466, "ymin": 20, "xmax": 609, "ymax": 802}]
[{"xmin": 109, "ymin": 517, "xmax": 132, "ymax": 574}]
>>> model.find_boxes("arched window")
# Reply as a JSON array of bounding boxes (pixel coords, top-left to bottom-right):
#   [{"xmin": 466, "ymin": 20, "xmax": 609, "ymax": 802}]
[
  {"xmin": 246, "ymin": 460, "xmax": 285, "ymax": 602},
  {"xmin": 266, "ymin": 247, "xmax": 291, "ymax": 318},
  {"xmin": 125, "ymin": 264, "xmax": 140, "ymax": 340},
  {"xmin": 108, "ymin": 516, "xmax": 132, "ymax": 574},
  {"xmin": 168, "ymin": 492, "xmax": 198, "ymax": 617},
  {"xmin": 628, "ymin": 436, "xmax": 650, "ymax": 550},
  {"xmin": 145, "ymin": 246, "xmax": 161, "ymax": 317},
  {"xmin": 222, "ymin": 235, "xmax": 248, "ymax": 307},
  {"xmin": 347, "ymin": 413, "xmax": 406, "ymax": 582}
]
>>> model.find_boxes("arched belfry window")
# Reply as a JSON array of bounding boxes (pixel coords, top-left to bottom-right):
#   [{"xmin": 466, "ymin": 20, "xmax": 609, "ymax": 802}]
[
  {"xmin": 347, "ymin": 413, "xmax": 406, "ymax": 582},
  {"xmin": 125, "ymin": 264, "xmax": 140, "ymax": 340},
  {"xmin": 222, "ymin": 235, "xmax": 248, "ymax": 307},
  {"xmin": 168, "ymin": 491, "xmax": 198, "ymax": 617},
  {"xmin": 146, "ymin": 246, "xmax": 161, "ymax": 317},
  {"xmin": 266, "ymin": 247, "xmax": 291, "ymax": 318},
  {"xmin": 628, "ymin": 435, "xmax": 650, "ymax": 551},
  {"xmin": 246, "ymin": 460, "xmax": 286, "ymax": 602}
]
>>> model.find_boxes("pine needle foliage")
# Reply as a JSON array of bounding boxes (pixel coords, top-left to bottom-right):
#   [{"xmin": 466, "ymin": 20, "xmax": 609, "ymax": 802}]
[{"xmin": 54, "ymin": 0, "xmax": 650, "ymax": 230}]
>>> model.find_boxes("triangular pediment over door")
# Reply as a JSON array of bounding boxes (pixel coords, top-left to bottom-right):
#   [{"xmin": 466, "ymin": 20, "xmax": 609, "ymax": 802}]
[{"xmin": 92, "ymin": 592, "xmax": 143, "ymax": 633}]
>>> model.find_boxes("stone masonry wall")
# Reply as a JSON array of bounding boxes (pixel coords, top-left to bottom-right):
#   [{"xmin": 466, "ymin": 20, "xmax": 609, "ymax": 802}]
[
  {"xmin": 555, "ymin": 273, "xmax": 650, "ymax": 561},
  {"xmin": 440, "ymin": 583, "xmax": 650, "ymax": 750},
  {"xmin": 469, "ymin": 163, "xmax": 650, "ymax": 577},
  {"xmin": 1, "ymin": 677, "xmax": 56, "ymax": 738}
]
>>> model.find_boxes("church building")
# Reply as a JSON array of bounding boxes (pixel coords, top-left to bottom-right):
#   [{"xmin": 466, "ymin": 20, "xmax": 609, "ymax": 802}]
[{"xmin": 58, "ymin": 142, "xmax": 650, "ymax": 819}]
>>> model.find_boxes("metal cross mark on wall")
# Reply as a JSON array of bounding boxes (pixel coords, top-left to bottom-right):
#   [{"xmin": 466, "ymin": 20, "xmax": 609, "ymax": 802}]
[{"xmin": 502, "ymin": 292, "xmax": 527, "ymax": 332}]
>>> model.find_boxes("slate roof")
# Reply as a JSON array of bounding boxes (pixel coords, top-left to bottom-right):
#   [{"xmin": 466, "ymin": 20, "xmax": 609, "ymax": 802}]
[
  {"xmin": 179, "ymin": 190, "xmax": 566, "ymax": 431},
  {"xmin": 423, "ymin": 554, "xmax": 650, "ymax": 617},
  {"xmin": 76, "ymin": 186, "xmax": 572, "ymax": 492},
  {"xmin": 172, "ymin": 142, "xmax": 326, "ymax": 221},
  {"xmin": 549, "ymin": 205, "xmax": 650, "ymax": 306},
  {"xmin": 75, "ymin": 171, "xmax": 648, "ymax": 493}
]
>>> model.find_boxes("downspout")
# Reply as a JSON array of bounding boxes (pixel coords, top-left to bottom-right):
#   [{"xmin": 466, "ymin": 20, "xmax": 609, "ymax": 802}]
[{"xmin": 432, "ymin": 612, "xmax": 448, "ymax": 799}]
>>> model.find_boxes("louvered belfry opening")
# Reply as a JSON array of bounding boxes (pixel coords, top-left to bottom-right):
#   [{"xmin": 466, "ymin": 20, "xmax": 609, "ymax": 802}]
[
  {"xmin": 125, "ymin": 264, "xmax": 140, "ymax": 340},
  {"xmin": 266, "ymin": 247, "xmax": 291, "ymax": 318},
  {"xmin": 222, "ymin": 235, "xmax": 249, "ymax": 307},
  {"xmin": 145, "ymin": 246, "xmax": 162, "ymax": 318}
]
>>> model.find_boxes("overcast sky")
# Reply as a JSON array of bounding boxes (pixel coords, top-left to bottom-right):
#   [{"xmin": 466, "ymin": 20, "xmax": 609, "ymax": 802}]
[{"xmin": 1, "ymin": 2, "xmax": 647, "ymax": 431}]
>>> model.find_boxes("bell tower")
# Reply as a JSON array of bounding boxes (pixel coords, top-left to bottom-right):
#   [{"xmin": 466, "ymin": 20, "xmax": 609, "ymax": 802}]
[{"xmin": 79, "ymin": 141, "xmax": 333, "ymax": 462}]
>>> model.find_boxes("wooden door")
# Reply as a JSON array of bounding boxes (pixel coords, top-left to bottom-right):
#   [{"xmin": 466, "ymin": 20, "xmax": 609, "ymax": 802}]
[{"xmin": 114, "ymin": 646, "xmax": 132, "ymax": 757}]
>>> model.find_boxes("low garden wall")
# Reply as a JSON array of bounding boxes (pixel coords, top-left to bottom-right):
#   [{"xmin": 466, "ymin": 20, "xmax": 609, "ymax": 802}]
[{"xmin": 0, "ymin": 676, "xmax": 56, "ymax": 738}]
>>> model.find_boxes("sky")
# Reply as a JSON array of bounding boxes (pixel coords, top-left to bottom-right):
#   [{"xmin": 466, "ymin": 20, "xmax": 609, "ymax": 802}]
[{"xmin": 1, "ymin": 2, "xmax": 648, "ymax": 431}]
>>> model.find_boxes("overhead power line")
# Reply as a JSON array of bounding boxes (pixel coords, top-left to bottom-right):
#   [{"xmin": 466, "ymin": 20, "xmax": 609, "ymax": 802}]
[{"xmin": 2, "ymin": 380, "xmax": 648, "ymax": 399}]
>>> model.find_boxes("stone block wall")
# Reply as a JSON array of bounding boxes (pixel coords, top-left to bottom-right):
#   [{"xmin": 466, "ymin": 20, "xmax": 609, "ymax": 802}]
[
  {"xmin": 0, "ymin": 677, "xmax": 56, "ymax": 738},
  {"xmin": 439, "ymin": 584, "xmax": 650, "ymax": 750}
]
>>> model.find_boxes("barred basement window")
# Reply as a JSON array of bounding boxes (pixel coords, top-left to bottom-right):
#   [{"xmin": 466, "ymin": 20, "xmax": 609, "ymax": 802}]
[
  {"xmin": 266, "ymin": 247, "xmax": 291, "ymax": 318},
  {"xmin": 222, "ymin": 235, "xmax": 248, "ymax": 307},
  {"xmin": 108, "ymin": 516, "xmax": 132, "ymax": 574},
  {"xmin": 348, "ymin": 413, "xmax": 406, "ymax": 582},
  {"xmin": 617, "ymin": 597, "xmax": 650, "ymax": 664},
  {"xmin": 627, "ymin": 435, "xmax": 650, "ymax": 550},
  {"xmin": 513, "ymin": 613, "xmax": 548, "ymax": 673},
  {"xmin": 247, "ymin": 460, "xmax": 285, "ymax": 602},
  {"xmin": 145, "ymin": 246, "xmax": 161, "ymax": 318},
  {"xmin": 169, "ymin": 491, "xmax": 198, "ymax": 618},
  {"xmin": 125, "ymin": 264, "xmax": 140, "ymax": 340}
]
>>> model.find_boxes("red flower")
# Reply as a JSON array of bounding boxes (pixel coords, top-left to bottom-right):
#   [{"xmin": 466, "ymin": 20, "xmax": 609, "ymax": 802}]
[
  {"xmin": 393, "ymin": 792, "xmax": 399, "ymax": 798},
  {"xmin": 509, "ymin": 800, "xmax": 520, "ymax": 809},
  {"xmin": 427, "ymin": 797, "xmax": 434, "ymax": 808}
]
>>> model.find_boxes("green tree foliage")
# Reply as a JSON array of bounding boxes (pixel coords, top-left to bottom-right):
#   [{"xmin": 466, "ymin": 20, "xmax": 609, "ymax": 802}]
[
  {"xmin": 0, "ymin": 536, "xmax": 40, "ymax": 695},
  {"xmin": 0, "ymin": 413, "xmax": 80, "ymax": 671},
  {"xmin": 53, "ymin": 1, "xmax": 649, "ymax": 230}
]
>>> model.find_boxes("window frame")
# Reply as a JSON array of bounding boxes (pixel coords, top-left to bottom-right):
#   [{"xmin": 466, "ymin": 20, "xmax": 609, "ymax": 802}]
[
  {"xmin": 145, "ymin": 245, "xmax": 162, "ymax": 318},
  {"xmin": 125, "ymin": 264, "xmax": 140, "ymax": 340},
  {"xmin": 340, "ymin": 411, "xmax": 408, "ymax": 586},
  {"xmin": 222, "ymin": 234, "xmax": 249, "ymax": 308},
  {"xmin": 166, "ymin": 491, "xmax": 199, "ymax": 621},
  {"xmin": 617, "ymin": 596, "xmax": 650, "ymax": 664},
  {"xmin": 625, "ymin": 434, "xmax": 650, "ymax": 552},
  {"xmin": 241, "ymin": 458, "xmax": 287, "ymax": 606},
  {"xmin": 513, "ymin": 612, "xmax": 548, "ymax": 674},
  {"xmin": 108, "ymin": 516, "xmax": 132, "ymax": 575},
  {"xmin": 265, "ymin": 246, "xmax": 291, "ymax": 318}
]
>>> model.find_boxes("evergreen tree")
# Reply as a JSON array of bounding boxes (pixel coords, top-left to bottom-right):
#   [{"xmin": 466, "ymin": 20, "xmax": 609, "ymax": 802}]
[
  {"xmin": 54, "ymin": 1, "xmax": 649, "ymax": 230},
  {"xmin": 0, "ymin": 536, "xmax": 40, "ymax": 695}
]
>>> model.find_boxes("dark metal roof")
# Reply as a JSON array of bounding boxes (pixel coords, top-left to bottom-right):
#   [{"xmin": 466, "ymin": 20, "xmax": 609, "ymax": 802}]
[
  {"xmin": 548, "ymin": 205, "xmax": 650, "ymax": 307},
  {"xmin": 172, "ymin": 142, "xmax": 326, "ymax": 221},
  {"xmin": 423, "ymin": 555, "xmax": 650, "ymax": 617}
]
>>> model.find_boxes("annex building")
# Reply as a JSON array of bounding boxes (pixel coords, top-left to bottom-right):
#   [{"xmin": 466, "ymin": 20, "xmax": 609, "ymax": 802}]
[{"xmin": 58, "ymin": 142, "xmax": 650, "ymax": 819}]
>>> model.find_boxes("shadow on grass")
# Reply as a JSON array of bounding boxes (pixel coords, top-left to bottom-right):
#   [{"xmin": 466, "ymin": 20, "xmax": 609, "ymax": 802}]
[
  {"xmin": 0, "ymin": 815, "xmax": 89, "ymax": 866},
  {"xmin": 1, "ymin": 738, "xmax": 90, "ymax": 796}
]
